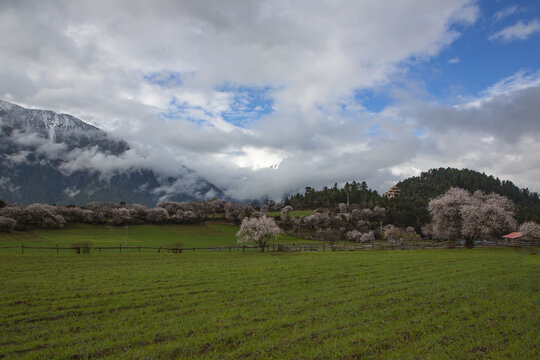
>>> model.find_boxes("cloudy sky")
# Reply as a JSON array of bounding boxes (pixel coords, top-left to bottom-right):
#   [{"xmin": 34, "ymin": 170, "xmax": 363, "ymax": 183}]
[{"xmin": 1, "ymin": 0, "xmax": 539, "ymax": 200}]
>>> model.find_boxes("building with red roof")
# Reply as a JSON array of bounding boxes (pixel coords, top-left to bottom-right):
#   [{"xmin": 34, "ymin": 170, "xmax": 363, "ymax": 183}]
[{"xmin": 502, "ymin": 232, "xmax": 523, "ymax": 240}]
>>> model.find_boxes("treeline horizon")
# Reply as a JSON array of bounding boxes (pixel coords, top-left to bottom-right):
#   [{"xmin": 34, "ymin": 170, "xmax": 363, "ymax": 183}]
[{"xmin": 1, "ymin": 167, "xmax": 539, "ymax": 233}]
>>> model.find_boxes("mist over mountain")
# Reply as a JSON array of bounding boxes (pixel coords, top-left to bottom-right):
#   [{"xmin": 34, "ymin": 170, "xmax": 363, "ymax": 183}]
[{"xmin": 0, "ymin": 100, "xmax": 222, "ymax": 206}]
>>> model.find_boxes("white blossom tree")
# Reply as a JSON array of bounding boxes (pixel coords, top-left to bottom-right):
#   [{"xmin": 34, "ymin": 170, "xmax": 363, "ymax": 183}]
[{"xmin": 237, "ymin": 216, "xmax": 281, "ymax": 252}]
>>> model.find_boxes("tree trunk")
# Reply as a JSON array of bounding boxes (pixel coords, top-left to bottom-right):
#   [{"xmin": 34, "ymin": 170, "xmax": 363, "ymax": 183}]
[{"xmin": 464, "ymin": 237, "xmax": 475, "ymax": 249}]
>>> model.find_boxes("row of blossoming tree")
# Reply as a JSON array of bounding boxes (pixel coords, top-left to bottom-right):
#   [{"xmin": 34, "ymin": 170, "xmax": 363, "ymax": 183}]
[{"xmin": 0, "ymin": 199, "xmax": 284, "ymax": 232}]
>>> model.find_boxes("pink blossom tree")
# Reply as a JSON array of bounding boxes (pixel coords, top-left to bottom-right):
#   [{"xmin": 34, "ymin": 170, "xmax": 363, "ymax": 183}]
[
  {"xmin": 0, "ymin": 216, "xmax": 16, "ymax": 232},
  {"xmin": 81, "ymin": 209, "xmax": 96, "ymax": 223},
  {"xmin": 360, "ymin": 231, "xmax": 375, "ymax": 243},
  {"xmin": 0, "ymin": 206, "xmax": 23, "ymax": 222},
  {"xmin": 346, "ymin": 229, "xmax": 362, "ymax": 242},
  {"xmin": 111, "ymin": 208, "xmax": 131, "ymax": 225},
  {"xmin": 56, "ymin": 206, "xmax": 84, "ymax": 222},
  {"xmin": 20, "ymin": 204, "xmax": 66, "ymax": 228},
  {"xmin": 225, "ymin": 202, "xmax": 242, "ymax": 223},
  {"xmin": 281, "ymin": 205, "xmax": 293, "ymax": 218},
  {"xmin": 428, "ymin": 188, "xmax": 517, "ymax": 248},
  {"xmin": 146, "ymin": 208, "xmax": 169, "ymax": 223},
  {"xmin": 127, "ymin": 204, "xmax": 148, "ymax": 221},
  {"xmin": 175, "ymin": 210, "xmax": 197, "ymax": 224},
  {"xmin": 519, "ymin": 221, "xmax": 540, "ymax": 241},
  {"xmin": 383, "ymin": 225, "xmax": 402, "ymax": 242},
  {"xmin": 237, "ymin": 216, "xmax": 281, "ymax": 252},
  {"xmin": 405, "ymin": 226, "xmax": 417, "ymax": 241}
]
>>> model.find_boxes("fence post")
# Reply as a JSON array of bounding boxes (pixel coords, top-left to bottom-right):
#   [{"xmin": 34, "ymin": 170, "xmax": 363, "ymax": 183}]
[
  {"xmin": 229, "ymin": 246, "xmax": 231, "ymax": 252},
  {"xmin": 119, "ymin": 244, "xmax": 122, "ymax": 253},
  {"xmin": 21, "ymin": 244, "xmax": 24, "ymax": 254},
  {"xmin": 56, "ymin": 244, "xmax": 59, "ymax": 254},
  {"xmin": 192, "ymin": 248, "xmax": 195, "ymax": 252}
]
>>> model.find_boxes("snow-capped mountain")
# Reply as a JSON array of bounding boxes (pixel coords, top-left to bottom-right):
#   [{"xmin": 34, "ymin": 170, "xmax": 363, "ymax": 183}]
[{"xmin": 0, "ymin": 100, "xmax": 223, "ymax": 206}]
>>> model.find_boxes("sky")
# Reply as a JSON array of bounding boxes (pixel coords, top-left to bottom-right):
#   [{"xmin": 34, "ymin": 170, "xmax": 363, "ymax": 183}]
[{"xmin": 1, "ymin": 0, "xmax": 540, "ymax": 200}]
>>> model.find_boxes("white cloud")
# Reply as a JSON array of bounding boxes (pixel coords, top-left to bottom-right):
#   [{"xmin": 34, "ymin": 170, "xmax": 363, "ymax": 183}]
[
  {"xmin": 493, "ymin": 5, "xmax": 523, "ymax": 22},
  {"xmin": 401, "ymin": 69, "xmax": 540, "ymax": 194},
  {"xmin": 458, "ymin": 70, "xmax": 540, "ymax": 108},
  {"xmin": 489, "ymin": 19, "xmax": 540, "ymax": 42},
  {"xmin": 5, "ymin": 1, "xmax": 539, "ymax": 200},
  {"xmin": 448, "ymin": 57, "xmax": 460, "ymax": 64}
]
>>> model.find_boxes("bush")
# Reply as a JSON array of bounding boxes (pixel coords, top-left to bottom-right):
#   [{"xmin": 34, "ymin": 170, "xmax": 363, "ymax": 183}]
[
  {"xmin": 168, "ymin": 242, "xmax": 184, "ymax": 254},
  {"xmin": 71, "ymin": 242, "xmax": 92, "ymax": 254}
]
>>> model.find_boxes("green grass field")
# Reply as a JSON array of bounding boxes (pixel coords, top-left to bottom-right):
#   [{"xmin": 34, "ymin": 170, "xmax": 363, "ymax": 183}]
[
  {"xmin": 0, "ymin": 223, "xmax": 314, "ymax": 254},
  {"xmin": 269, "ymin": 209, "xmax": 314, "ymax": 218},
  {"xmin": 0, "ymin": 249, "xmax": 538, "ymax": 359}
]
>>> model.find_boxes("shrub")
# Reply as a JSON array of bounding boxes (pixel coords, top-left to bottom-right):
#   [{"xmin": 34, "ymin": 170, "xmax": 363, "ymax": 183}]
[
  {"xmin": 71, "ymin": 242, "xmax": 92, "ymax": 254},
  {"xmin": 168, "ymin": 242, "xmax": 184, "ymax": 254}
]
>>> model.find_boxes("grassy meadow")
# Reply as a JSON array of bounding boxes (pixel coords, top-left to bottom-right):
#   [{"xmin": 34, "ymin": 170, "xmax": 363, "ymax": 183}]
[
  {"xmin": 269, "ymin": 209, "xmax": 314, "ymax": 218},
  {"xmin": 0, "ymin": 249, "xmax": 538, "ymax": 359},
  {"xmin": 0, "ymin": 223, "xmax": 313, "ymax": 254}
]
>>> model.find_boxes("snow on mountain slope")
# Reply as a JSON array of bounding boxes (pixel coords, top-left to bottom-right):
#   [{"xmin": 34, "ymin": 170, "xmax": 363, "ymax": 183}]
[{"xmin": 0, "ymin": 99, "xmax": 223, "ymax": 206}]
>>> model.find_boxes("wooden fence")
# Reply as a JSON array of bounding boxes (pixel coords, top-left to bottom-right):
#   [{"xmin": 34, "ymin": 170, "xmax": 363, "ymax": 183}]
[{"xmin": 0, "ymin": 241, "xmax": 536, "ymax": 255}]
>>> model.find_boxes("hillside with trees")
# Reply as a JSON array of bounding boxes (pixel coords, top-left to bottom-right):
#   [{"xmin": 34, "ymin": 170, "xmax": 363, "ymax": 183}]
[
  {"xmin": 392, "ymin": 168, "xmax": 540, "ymax": 227},
  {"xmin": 285, "ymin": 168, "xmax": 540, "ymax": 229}
]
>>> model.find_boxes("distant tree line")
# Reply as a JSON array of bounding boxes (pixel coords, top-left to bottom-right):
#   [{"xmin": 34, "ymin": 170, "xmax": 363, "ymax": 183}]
[
  {"xmin": 286, "ymin": 181, "xmax": 384, "ymax": 209},
  {"xmin": 1, "ymin": 168, "xmax": 539, "ymax": 248},
  {"xmin": 0, "ymin": 199, "xmax": 285, "ymax": 232}
]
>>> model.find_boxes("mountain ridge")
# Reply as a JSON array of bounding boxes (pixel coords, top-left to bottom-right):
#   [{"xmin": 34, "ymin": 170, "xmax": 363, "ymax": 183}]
[{"xmin": 0, "ymin": 99, "xmax": 223, "ymax": 206}]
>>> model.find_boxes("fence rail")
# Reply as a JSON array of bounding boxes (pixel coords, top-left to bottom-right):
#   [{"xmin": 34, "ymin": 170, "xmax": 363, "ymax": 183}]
[{"xmin": 0, "ymin": 241, "xmax": 536, "ymax": 255}]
